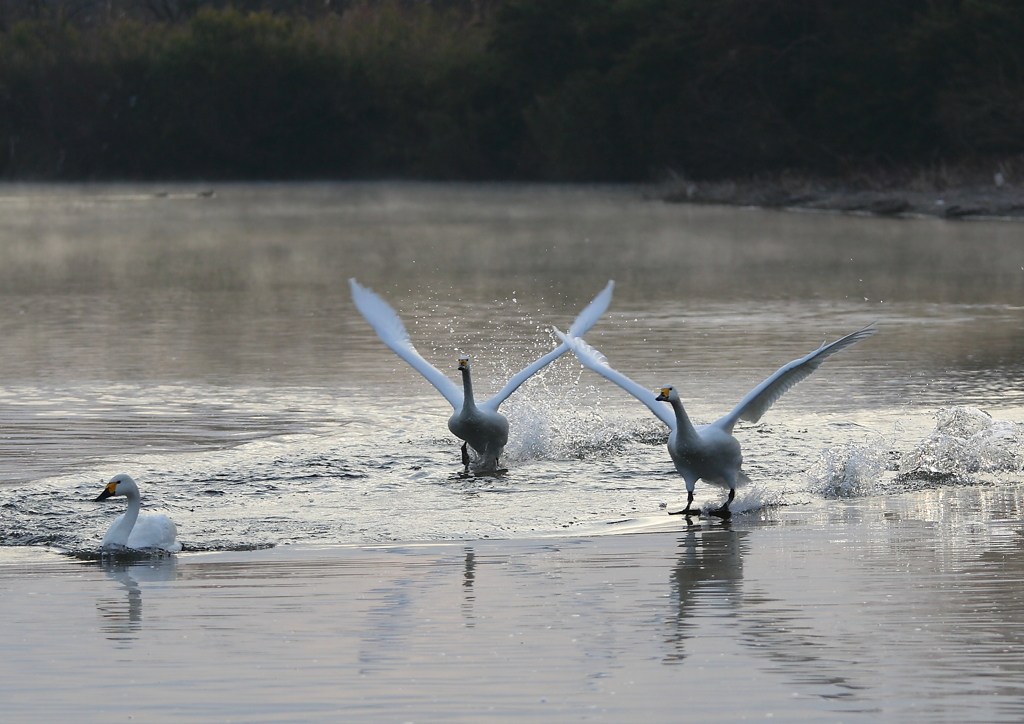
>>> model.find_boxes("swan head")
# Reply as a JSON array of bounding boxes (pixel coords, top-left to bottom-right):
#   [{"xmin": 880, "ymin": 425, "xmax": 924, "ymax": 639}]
[
  {"xmin": 94, "ymin": 473, "xmax": 139, "ymax": 502},
  {"xmin": 655, "ymin": 386, "xmax": 680, "ymax": 403},
  {"xmin": 457, "ymin": 356, "xmax": 470, "ymax": 372}
]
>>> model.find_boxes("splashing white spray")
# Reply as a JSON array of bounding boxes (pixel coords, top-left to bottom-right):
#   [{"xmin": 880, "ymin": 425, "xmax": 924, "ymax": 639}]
[{"xmin": 899, "ymin": 406, "xmax": 1024, "ymax": 484}]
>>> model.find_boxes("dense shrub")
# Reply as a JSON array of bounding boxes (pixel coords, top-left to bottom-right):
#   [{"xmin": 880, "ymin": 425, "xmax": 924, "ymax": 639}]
[
  {"xmin": 0, "ymin": 4, "xmax": 495, "ymax": 178},
  {"xmin": 0, "ymin": 0, "xmax": 1020, "ymax": 180},
  {"xmin": 490, "ymin": 0, "xmax": 932, "ymax": 178}
]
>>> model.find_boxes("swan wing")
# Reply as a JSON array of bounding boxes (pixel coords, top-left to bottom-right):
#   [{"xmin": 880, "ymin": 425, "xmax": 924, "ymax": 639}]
[
  {"xmin": 716, "ymin": 323, "xmax": 876, "ymax": 433},
  {"xmin": 566, "ymin": 280, "xmax": 615, "ymax": 338},
  {"xmin": 483, "ymin": 281, "xmax": 615, "ymax": 410},
  {"xmin": 554, "ymin": 327, "xmax": 677, "ymax": 430},
  {"xmin": 126, "ymin": 513, "xmax": 181, "ymax": 553},
  {"xmin": 350, "ymin": 278, "xmax": 463, "ymax": 409}
]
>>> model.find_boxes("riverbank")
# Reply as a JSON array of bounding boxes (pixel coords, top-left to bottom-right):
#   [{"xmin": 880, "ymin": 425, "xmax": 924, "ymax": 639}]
[{"xmin": 658, "ymin": 164, "xmax": 1024, "ymax": 220}]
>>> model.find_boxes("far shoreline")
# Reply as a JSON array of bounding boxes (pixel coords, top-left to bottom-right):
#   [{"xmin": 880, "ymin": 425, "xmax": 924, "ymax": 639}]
[
  {"xmin": 654, "ymin": 167, "xmax": 1024, "ymax": 221},
  {"xmin": 1, "ymin": 174, "xmax": 1021, "ymax": 222}
]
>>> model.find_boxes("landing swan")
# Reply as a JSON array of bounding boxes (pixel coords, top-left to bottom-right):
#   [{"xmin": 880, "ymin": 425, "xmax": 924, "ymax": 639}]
[
  {"xmin": 350, "ymin": 279, "xmax": 614, "ymax": 473},
  {"xmin": 555, "ymin": 324, "xmax": 875, "ymax": 517},
  {"xmin": 94, "ymin": 474, "xmax": 181, "ymax": 552}
]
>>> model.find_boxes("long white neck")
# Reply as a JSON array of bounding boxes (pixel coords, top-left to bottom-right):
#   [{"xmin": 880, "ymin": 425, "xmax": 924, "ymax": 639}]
[
  {"xmin": 668, "ymin": 397, "xmax": 700, "ymax": 444},
  {"xmin": 460, "ymin": 367, "xmax": 477, "ymax": 411},
  {"xmin": 102, "ymin": 489, "xmax": 141, "ymax": 548}
]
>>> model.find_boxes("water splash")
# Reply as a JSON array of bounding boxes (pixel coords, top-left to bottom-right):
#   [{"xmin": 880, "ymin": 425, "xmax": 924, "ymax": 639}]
[
  {"xmin": 806, "ymin": 406, "xmax": 1024, "ymax": 499},
  {"xmin": 688, "ymin": 481, "xmax": 788, "ymax": 515},
  {"xmin": 896, "ymin": 406, "xmax": 1024, "ymax": 487},
  {"xmin": 736, "ymin": 481, "xmax": 792, "ymax": 511},
  {"xmin": 504, "ymin": 392, "xmax": 665, "ymax": 465},
  {"xmin": 806, "ymin": 442, "xmax": 890, "ymax": 498}
]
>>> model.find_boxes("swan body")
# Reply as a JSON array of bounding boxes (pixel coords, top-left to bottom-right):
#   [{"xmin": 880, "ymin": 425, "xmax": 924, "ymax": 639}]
[
  {"xmin": 555, "ymin": 324, "xmax": 876, "ymax": 517},
  {"xmin": 95, "ymin": 474, "xmax": 181, "ymax": 552},
  {"xmin": 449, "ymin": 355, "xmax": 510, "ymax": 469},
  {"xmin": 350, "ymin": 279, "xmax": 615, "ymax": 473}
]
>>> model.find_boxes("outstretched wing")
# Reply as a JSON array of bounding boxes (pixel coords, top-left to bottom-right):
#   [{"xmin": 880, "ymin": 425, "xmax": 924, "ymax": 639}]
[
  {"xmin": 349, "ymin": 278, "xmax": 463, "ymax": 409},
  {"xmin": 554, "ymin": 327, "xmax": 677, "ymax": 430},
  {"xmin": 483, "ymin": 281, "xmax": 615, "ymax": 411},
  {"xmin": 566, "ymin": 280, "xmax": 616, "ymax": 337},
  {"xmin": 715, "ymin": 323, "xmax": 876, "ymax": 434}
]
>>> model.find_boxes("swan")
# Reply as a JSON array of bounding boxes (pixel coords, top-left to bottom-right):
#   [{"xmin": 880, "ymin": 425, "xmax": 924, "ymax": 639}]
[
  {"xmin": 554, "ymin": 323, "xmax": 875, "ymax": 517},
  {"xmin": 94, "ymin": 474, "xmax": 181, "ymax": 552},
  {"xmin": 350, "ymin": 279, "xmax": 615, "ymax": 473}
]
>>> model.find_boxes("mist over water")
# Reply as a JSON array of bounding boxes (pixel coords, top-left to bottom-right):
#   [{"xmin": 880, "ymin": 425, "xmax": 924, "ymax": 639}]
[
  {"xmin": 1, "ymin": 182, "xmax": 1024, "ymax": 551},
  {"xmin": 3, "ymin": 183, "xmax": 1024, "ymax": 723}
]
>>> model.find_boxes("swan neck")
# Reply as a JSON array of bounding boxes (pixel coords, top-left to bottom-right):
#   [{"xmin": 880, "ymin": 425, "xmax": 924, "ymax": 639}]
[
  {"xmin": 460, "ymin": 368, "xmax": 476, "ymax": 410},
  {"xmin": 104, "ymin": 491, "xmax": 141, "ymax": 548},
  {"xmin": 670, "ymin": 398, "xmax": 699, "ymax": 440},
  {"xmin": 123, "ymin": 493, "xmax": 142, "ymax": 528}
]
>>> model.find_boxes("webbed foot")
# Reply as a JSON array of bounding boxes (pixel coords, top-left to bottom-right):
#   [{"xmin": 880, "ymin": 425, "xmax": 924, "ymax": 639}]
[
  {"xmin": 709, "ymin": 489, "xmax": 735, "ymax": 519},
  {"xmin": 668, "ymin": 491, "xmax": 697, "ymax": 517}
]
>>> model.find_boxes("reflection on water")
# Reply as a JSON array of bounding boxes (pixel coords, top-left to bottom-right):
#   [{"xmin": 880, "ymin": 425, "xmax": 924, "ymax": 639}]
[
  {"xmin": 93, "ymin": 556, "xmax": 178, "ymax": 647},
  {"xmin": 3, "ymin": 182, "xmax": 1024, "ymax": 720},
  {"xmin": 1, "ymin": 183, "xmax": 1024, "ymax": 551},
  {"xmin": 463, "ymin": 546, "xmax": 476, "ymax": 627},
  {"xmin": 3, "ymin": 522, "xmax": 1024, "ymax": 723},
  {"xmin": 739, "ymin": 580, "xmax": 865, "ymax": 705},
  {"xmin": 96, "ymin": 565, "xmax": 142, "ymax": 644},
  {"xmin": 665, "ymin": 524, "xmax": 744, "ymax": 663},
  {"xmin": 664, "ymin": 524, "xmax": 870, "ymax": 703}
]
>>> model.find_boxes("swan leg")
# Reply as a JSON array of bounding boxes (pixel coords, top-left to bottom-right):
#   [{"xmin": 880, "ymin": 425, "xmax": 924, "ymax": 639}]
[
  {"xmin": 461, "ymin": 442, "xmax": 470, "ymax": 471},
  {"xmin": 710, "ymin": 488, "xmax": 735, "ymax": 519},
  {"xmin": 670, "ymin": 491, "xmax": 697, "ymax": 517}
]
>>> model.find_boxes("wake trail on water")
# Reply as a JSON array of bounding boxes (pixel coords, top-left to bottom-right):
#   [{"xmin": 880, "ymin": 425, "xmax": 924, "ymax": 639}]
[{"xmin": 3, "ymin": 396, "xmax": 1024, "ymax": 554}]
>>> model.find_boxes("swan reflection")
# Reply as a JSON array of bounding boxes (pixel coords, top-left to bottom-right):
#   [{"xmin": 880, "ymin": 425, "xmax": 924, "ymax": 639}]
[
  {"xmin": 94, "ymin": 556, "xmax": 178, "ymax": 647},
  {"xmin": 666, "ymin": 523, "xmax": 745, "ymax": 662},
  {"xmin": 463, "ymin": 546, "xmax": 476, "ymax": 627},
  {"xmin": 664, "ymin": 524, "xmax": 863, "ymax": 698}
]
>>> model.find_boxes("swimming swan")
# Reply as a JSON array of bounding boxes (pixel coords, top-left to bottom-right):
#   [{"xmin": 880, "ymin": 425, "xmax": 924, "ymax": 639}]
[
  {"xmin": 350, "ymin": 279, "xmax": 615, "ymax": 473},
  {"xmin": 554, "ymin": 324, "xmax": 875, "ymax": 517},
  {"xmin": 94, "ymin": 474, "xmax": 181, "ymax": 552}
]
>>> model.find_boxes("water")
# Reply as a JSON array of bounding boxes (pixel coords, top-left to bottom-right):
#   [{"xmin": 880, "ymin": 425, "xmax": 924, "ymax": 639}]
[{"xmin": 1, "ymin": 182, "xmax": 1024, "ymax": 721}]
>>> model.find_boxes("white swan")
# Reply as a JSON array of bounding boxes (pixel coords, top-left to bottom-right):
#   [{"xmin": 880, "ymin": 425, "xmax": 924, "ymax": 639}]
[
  {"xmin": 555, "ymin": 324, "xmax": 875, "ymax": 517},
  {"xmin": 350, "ymin": 279, "xmax": 615, "ymax": 473},
  {"xmin": 94, "ymin": 474, "xmax": 181, "ymax": 552}
]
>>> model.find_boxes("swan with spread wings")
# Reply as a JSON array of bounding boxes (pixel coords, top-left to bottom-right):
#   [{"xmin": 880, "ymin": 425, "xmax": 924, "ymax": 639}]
[
  {"xmin": 555, "ymin": 324, "xmax": 875, "ymax": 516},
  {"xmin": 351, "ymin": 279, "xmax": 614, "ymax": 473}
]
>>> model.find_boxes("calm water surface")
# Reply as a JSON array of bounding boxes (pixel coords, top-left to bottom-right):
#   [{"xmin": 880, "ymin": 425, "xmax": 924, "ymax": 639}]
[{"xmin": 1, "ymin": 182, "xmax": 1023, "ymax": 721}]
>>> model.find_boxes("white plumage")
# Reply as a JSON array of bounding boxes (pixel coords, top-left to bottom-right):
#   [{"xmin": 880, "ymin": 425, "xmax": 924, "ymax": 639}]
[
  {"xmin": 555, "ymin": 323, "xmax": 876, "ymax": 517},
  {"xmin": 350, "ymin": 279, "xmax": 615, "ymax": 473},
  {"xmin": 95, "ymin": 473, "xmax": 181, "ymax": 552}
]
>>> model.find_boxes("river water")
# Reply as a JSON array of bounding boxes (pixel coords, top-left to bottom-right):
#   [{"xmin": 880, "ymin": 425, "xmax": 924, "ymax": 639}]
[{"xmin": 1, "ymin": 182, "xmax": 1023, "ymax": 722}]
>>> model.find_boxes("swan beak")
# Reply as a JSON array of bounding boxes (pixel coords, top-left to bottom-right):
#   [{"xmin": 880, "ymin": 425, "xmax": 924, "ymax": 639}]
[
  {"xmin": 94, "ymin": 482, "xmax": 117, "ymax": 502},
  {"xmin": 458, "ymin": 358, "xmax": 468, "ymax": 370},
  {"xmin": 655, "ymin": 388, "xmax": 671, "ymax": 402}
]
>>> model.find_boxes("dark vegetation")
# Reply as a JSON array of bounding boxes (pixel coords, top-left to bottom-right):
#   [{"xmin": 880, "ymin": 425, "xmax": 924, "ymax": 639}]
[{"xmin": 0, "ymin": 0, "xmax": 1022, "ymax": 181}]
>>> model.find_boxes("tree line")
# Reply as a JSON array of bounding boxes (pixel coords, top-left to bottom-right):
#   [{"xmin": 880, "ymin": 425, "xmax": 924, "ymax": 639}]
[{"xmin": 0, "ymin": 0, "xmax": 1021, "ymax": 181}]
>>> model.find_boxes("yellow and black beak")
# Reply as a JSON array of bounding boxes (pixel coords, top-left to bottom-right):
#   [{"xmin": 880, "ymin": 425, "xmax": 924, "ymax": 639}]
[
  {"xmin": 94, "ymin": 481, "xmax": 117, "ymax": 502},
  {"xmin": 655, "ymin": 387, "xmax": 672, "ymax": 402},
  {"xmin": 458, "ymin": 358, "xmax": 469, "ymax": 371}
]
